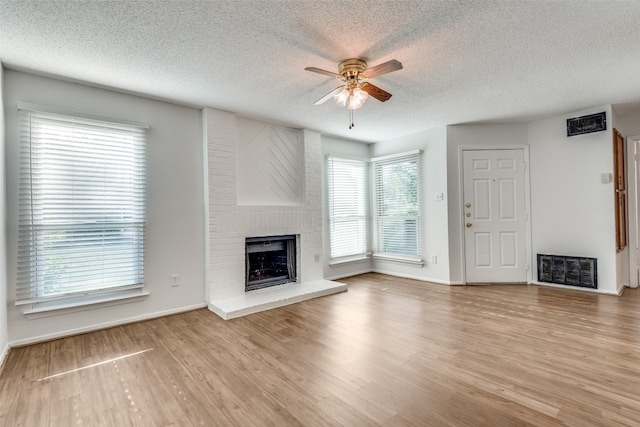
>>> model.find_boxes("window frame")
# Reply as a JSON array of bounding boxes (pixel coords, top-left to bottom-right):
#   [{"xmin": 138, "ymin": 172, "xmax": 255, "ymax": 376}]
[
  {"xmin": 371, "ymin": 150, "xmax": 423, "ymax": 264},
  {"xmin": 326, "ymin": 155, "xmax": 369, "ymax": 263},
  {"xmin": 16, "ymin": 102, "xmax": 149, "ymax": 311}
]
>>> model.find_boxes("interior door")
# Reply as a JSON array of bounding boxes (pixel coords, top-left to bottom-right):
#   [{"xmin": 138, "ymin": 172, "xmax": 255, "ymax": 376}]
[{"xmin": 463, "ymin": 149, "xmax": 527, "ymax": 283}]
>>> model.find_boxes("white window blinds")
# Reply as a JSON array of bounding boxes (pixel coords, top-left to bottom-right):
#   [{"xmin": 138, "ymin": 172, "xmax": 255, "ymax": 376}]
[
  {"xmin": 16, "ymin": 107, "xmax": 147, "ymax": 305},
  {"xmin": 327, "ymin": 156, "xmax": 368, "ymax": 260},
  {"xmin": 372, "ymin": 151, "xmax": 422, "ymax": 259}
]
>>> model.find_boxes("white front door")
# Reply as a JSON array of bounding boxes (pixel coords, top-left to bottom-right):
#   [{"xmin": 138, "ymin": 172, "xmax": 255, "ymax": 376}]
[{"xmin": 463, "ymin": 149, "xmax": 527, "ymax": 283}]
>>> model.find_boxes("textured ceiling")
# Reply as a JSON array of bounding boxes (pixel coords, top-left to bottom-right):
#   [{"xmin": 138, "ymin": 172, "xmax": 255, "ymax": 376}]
[{"xmin": 1, "ymin": 1, "xmax": 640, "ymax": 142}]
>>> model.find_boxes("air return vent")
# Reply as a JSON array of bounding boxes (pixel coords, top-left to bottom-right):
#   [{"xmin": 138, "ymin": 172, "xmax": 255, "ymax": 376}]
[{"xmin": 537, "ymin": 254, "xmax": 597, "ymax": 289}]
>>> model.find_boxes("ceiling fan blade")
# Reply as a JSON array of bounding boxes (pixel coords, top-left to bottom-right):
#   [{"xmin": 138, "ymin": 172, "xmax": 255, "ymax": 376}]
[
  {"xmin": 361, "ymin": 82, "xmax": 392, "ymax": 102},
  {"xmin": 305, "ymin": 67, "xmax": 342, "ymax": 78},
  {"xmin": 314, "ymin": 86, "xmax": 345, "ymax": 105},
  {"xmin": 361, "ymin": 59, "xmax": 403, "ymax": 79}
]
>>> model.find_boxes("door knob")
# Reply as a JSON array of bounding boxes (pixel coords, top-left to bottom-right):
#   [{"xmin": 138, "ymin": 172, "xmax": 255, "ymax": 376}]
[
  {"xmin": 466, "ymin": 212, "xmax": 471, "ymax": 217},
  {"xmin": 466, "ymin": 222, "xmax": 472, "ymax": 227},
  {"xmin": 465, "ymin": 203, "xmax": 471, "ymax": 208}
]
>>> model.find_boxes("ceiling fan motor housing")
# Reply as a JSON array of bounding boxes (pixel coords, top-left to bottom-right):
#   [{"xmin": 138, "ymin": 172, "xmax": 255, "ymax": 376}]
[{"xmin": 338, "ymin": 58, "xmax": 367, "ymax": 77}]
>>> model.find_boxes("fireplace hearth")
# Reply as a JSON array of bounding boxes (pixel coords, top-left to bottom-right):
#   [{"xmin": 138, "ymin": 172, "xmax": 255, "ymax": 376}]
[{"xmin": 245, "ymin": 235, "xmax": 297, "ymax": 292}]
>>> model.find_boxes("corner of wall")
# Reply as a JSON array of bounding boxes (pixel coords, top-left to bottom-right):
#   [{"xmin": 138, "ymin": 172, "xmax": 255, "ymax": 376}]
[{"xmin": 0, "ymin": 64, "xmax": 9, "ymax": 357}]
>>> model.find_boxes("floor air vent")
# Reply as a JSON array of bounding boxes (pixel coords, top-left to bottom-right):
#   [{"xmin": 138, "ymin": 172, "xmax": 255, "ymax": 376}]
[{"xmin": 537, "ymin": 254, "xmax": 597, "ymax": 289}]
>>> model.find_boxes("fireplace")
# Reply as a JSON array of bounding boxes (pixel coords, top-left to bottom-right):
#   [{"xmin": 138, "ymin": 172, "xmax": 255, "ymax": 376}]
[{"xmin": 245, "ymin": 235, "xmax": 297, "ymax": 292}]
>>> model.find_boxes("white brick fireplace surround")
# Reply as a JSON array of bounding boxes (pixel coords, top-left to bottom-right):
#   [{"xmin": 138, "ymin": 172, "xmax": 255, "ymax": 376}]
[{"xmin": 203, "ymin": 108, "xmax": 346, "ymax": 319}]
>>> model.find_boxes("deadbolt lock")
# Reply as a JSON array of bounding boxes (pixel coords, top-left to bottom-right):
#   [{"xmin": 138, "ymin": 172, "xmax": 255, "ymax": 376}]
[
  {"xmin": 465, "ymin": 203, "xmax": 471, "ymax": 208},
  {"xmin": 466, "ymin": 212, "xmax": 471, "ymax": 217},
  {"xmin": 466, "ymin": 223, "xmax": 472, "ymax": 227}
]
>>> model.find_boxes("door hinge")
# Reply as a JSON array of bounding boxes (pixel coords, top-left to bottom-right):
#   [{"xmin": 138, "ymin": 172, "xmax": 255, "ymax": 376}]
[{"xmin": 526, "ymin": 263, "xmax": 530, "ymax": 271}]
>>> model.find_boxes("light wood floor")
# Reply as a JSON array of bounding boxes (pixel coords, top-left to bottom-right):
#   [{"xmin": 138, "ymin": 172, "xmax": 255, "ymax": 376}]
[{"xmin": 2, "ymin": 273, "xmax": 640, "ymax": 426}]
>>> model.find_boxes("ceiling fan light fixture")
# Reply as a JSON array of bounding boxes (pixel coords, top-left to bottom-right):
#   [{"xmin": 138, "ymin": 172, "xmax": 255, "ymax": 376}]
[
  {"xmin": 306, "ymin": 58, "xmax": 403, "ymax": 128},
  {"xmin": 348, "ymin": 94, "xmax": 363, "ymax": 110},
  {"xmin": 333, "ymin": 88, "xmax": 350, "ymax": 106},
  {"xmin": 348, "ymin": 87, "xmax": 368, "ymax": 110}
]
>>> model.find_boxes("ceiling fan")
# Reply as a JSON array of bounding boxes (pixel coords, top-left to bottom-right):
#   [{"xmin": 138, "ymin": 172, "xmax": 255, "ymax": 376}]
[{"xmin": 305, "ymin": 58, "xmax": 403, "ymax": 129}]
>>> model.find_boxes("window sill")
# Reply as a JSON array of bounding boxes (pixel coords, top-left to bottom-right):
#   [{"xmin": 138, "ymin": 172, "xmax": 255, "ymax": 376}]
[
  {"xmin": 24, "ymin": 289, "xmax": 150, "ymax": 320},
  {"xmin": 372, "ymin": 253, "xmax": 424, "ymax": 266},
  {"xmin": 329, "ymin": 254, "xmax": 371, "ymax": 266}
]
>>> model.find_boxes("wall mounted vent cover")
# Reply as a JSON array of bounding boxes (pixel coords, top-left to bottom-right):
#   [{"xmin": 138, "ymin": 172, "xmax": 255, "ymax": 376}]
[
  {"xmin": 537, "ymin": 254, "xmax": 597, "ymax": 289},
  {"xmin": 566, "ymin": 112, "xmax": 606, "ymax": 137}
]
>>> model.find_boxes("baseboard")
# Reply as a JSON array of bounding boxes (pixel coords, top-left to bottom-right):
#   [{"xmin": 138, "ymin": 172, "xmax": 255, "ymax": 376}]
[
  {"xmin": 618, "ymin": 282, "xmax": 628, "ymax": 295},
  {"xmin": 9, "ymin": 303, "xmax": 208, "ymax": 348},
  {"xmin": 531, "ymin": 281, "xmax": 620, "ymax": 296},
  {"xmin": 324, "ymin": 268, "xmax": 373, "ymax": 281},
  {"xmin": 371, "ymin": 268, "xmax": 455, "ymax": 285},
  {"xmin": 0, "ymin": 342, "xmax": 10, "ymax": 374}
]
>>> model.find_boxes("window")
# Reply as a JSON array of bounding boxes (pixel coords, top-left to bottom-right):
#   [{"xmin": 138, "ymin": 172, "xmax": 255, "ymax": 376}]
[
  {"xmin": 372, "ymin": 151, "xmax": 422, "ymax": 261},
  {"xmin": 327, "ymin": 156, "xmax": 368, "ymax": 261},
  {"xmin": 16, "ymin": 105, "xmax": 147, "ymax": 307}
]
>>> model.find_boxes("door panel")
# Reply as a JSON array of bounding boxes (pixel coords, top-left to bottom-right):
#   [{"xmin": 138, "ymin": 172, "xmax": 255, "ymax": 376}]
[
  {"xmin": 463, "ymin": 149, "xmax": 527, "ymax": 283},
  {"xmin": 474, "ymin": 180, "xmax": 491, "ymax": 219},
  {"xmin": 500, "ymin": 232, "xmax": 517, "ymax": 266},
  {"xmin": 498, "ymin": 179, "xmax": 516, "ymax": 219},
  {"xmin": 474, "ymin": 233, "xmax": 492, "ymax": 267}
]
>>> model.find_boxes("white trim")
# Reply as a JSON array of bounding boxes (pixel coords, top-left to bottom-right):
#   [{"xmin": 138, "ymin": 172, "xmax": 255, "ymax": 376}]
[
  {"xmin": 627, "ymin": 135, "xmax": 640, "ymax": 288},
  {"xmin": 328, "ymin": 254, "xmax": 370, "ymax": 266},
  {"xmin": 531, "ymin": 281, "xmax": 620, "ymax": 296},
  {"xmin": 371, "ymin": 268, "xmax": 454, "ymax": 285},
  {"xmin": 370, "ymin": 149, "xmax": 422, "ymax": 163},
  {"xmin": 457, "ymin": 146, "xmax": 466, "ymax": 282},
  {"xmin": 373, "ymin": 253, "xmax": 424, "ymax": 266},
  {"xmin": 11, "ymin": 303, "xmax": 207, "ymax": 347},
  {"xmin": 0, "ymin": 343, "xmax": 10, "ymax": 373},
  {"xmin": 24, "ymin": 290, "xmax": 150, "ymax": 319},
  {"xmin": 16, "ymin": 101, "xmax": 150, "ymax": 129},
  {"xmin": 202, "ymin": 109, "xmax": 212, "ymax": 302},
  {"xmin": 618, "ymin": 282, "xmax": 627, "ymax": 295},
  {"xmin": 324, "ymin": 268, "xmax": 373, "ymax": 281},
  {"xmin": 15, "ymin": 284, "xmax": 145, "ymax": 306}
]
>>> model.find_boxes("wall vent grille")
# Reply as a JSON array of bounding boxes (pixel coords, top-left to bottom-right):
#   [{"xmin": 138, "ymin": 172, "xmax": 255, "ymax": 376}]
[{"xmin": 537, "ymin": 254, "xmax": 597, "ymax": 289}]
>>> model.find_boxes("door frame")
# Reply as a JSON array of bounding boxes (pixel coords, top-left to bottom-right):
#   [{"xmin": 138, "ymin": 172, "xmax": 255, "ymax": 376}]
[
  {"xmin": 627, "ymin": 135, "xmax": 640, "ymax": 288},
  {"xmin": 458, "ymin": 145, "xmax": 533, "ymax": 284}
]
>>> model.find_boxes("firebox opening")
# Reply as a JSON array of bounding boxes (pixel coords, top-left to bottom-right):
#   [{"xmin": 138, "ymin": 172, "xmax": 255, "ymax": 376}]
[{"xmin": 245, "ymin": 235, "xmax": 297, "ymax": 292}]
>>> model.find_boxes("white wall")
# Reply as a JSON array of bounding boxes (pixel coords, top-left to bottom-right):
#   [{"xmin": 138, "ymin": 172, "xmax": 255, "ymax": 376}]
[
  {"xmin": 614, "ymin": 109, "xmax": 640, "ymax": 137},
  {"xmin": 528, "ymin": 106, "xmax": 620, "ymax": 294},
  {"xmin": 4, "ymin": 70, "xmax": 206, "ymax": 344},
  {"xmin": 321, "ymin": 136, "xmax": 373, "ymax": 279},
  {"xmin": 446, "ymin": 124, "xmax": 529, "ymax": 283},
  {"xmin": 369, "ymin": 127, "xmax": 451, "ymax": 283},
  {"xmin": 0, "ymin": 66, "xmax": 9, "ymax": 363}
]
